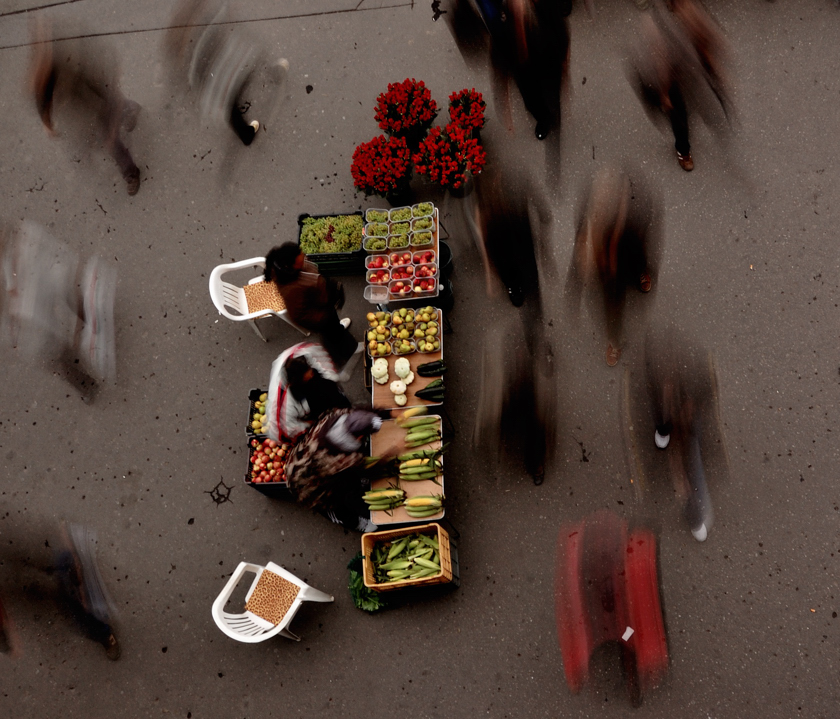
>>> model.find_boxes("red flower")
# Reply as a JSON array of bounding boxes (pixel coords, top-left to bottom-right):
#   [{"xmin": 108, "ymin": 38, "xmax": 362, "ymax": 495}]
[
  {"xmin": 448, "ymin": 88, "xmax": 486, "ymax": 132},
  {"xmin": 375, "ymin": 78, "xmax": 439, "ymax": 137},
  {"xmin": 351, "ymin": 135, "xmax": 413, "ymax": 196},
  {"xmin": 412, "ymin": 122, "xmax": 486, "ymax": 190}
]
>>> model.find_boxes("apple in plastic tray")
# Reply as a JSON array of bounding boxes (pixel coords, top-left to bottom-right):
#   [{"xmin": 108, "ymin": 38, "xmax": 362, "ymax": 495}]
[
  {"xmin": 390, "ymin": 251, "xmax": 413, "ymax": 267},
  {"xmin": 391, "ymin": 265, "xmax": 414, "ymax": 281},
  {"xmin": 415, "ymin": 263, "xmax": 436, "ymax": 279},
  {"xmin": 413, "ymin": 277, "xmax": 436, "ymax": 293},
  {"xmin": 367, "ymin": 255, "xmax": 389, "ymax": 269},
  {"xmin": 368, "ymin": 269, "xmax": 390, "ymax": 284},
  {"xmin": 413, "ymin": 250, "xmax": 435, "ymax": 265},
  {"xmin": 391, "ymin": 280, "xmax": 413, "ymax": 296}
]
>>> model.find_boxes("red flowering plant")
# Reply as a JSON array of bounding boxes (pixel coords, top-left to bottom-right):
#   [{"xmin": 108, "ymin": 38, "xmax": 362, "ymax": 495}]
[
  {"xmin": 375, "ymin": 78, "xmax": 439, "ymax": 140},
  {"xmin": 448, "ymin": 88, "xmax": 486, "ymax": 133},
  {"xmin": 351, "ymin": 135, "xmax": 413, "ymax": 197},
  {"xmin": 412, "ymin": 122, "xmax": 487, "ymax": 191}
]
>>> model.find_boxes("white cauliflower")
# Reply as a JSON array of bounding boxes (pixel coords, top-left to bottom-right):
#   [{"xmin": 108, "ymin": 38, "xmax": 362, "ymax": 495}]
[
  {"xmin": 394, "ymin": 357, "xmax": 411, "ymax": 379},
  {"xmin": 394, "ymin": 393, "xmax": 407, "ymax": 406},
  {"xmin": 389, "ymin": 379, "xmax": 406, "ymax": 395}
]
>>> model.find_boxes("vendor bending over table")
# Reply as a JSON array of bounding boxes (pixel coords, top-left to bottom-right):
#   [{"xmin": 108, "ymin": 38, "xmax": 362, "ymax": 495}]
[
  {"xmin": 264, "ymin": 243, "xmax": 360, "ymax": 375},
  {"xmin": 284, "ymin": 408, "xmax": 391, "ymax": 532},
  {"xmin": 265, "ymin": 341, "xmax": 351, "ymax": 442}
]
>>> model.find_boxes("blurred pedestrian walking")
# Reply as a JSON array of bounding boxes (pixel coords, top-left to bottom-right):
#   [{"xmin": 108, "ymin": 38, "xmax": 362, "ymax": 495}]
[
  {"xmin": 0, "ymin": 220, "xmax": 117, "ymax": 390},
  {"xmin": 628, "ymin": 0, "xmax": 733, "ymax": 171},
  {"xmin": 164, "ymin": 0, "xmax": 288, "ymax": 147},
  {"xmin": 643, "ymin": 325, "xmax": 719, "ymax": 541},
  {"xmin": 488, "ymin": 0, "xmax": 571, "ymax": 141},
  {"xmin": 474, "ymin": 316, "xmax": 557, "ymax": 485},
  {"xmin": 0, "ymin": 519, "xmax": 120, "ymax": 660},
  {"xmin": 564, "ymin": 168, "xmax": 662, "ymax": 366},
  {"xmin": 28, "ymin": 16, "xmax": 142, "ymax": 195}
]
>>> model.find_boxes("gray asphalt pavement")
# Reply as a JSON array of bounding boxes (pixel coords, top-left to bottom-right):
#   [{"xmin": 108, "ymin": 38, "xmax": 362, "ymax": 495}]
[{"xmin": 0, "ymin": 0, "xmax": 839, "ymax": 717}]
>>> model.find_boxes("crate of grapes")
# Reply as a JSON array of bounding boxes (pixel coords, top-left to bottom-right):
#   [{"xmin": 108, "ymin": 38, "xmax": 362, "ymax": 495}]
[{"xmin": 297, "ymin": 212, "xmax": 366, "ymax": 276}]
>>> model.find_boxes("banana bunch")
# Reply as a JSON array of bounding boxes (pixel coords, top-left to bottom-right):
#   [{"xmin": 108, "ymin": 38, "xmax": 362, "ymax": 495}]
[
  {"xmin": 404, "ymin": 494, "xmax": 445, "ymax": 519},
  {"xmin": 371, "ymin": 532, "xmax": 443, "ymax": 583},
  {"xmin": 363, "ymin": 487, "xmax": 405, "ymax": 512}
]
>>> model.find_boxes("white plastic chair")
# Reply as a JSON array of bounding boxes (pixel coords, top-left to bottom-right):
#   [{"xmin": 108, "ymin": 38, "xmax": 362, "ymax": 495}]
[
  {"xmin": 208, "ymin": 257, "xmax": 310, "ymax": 341},
  {"xmin": 211, "ymin": 561, "xmax": 334, "ymax": 643}
]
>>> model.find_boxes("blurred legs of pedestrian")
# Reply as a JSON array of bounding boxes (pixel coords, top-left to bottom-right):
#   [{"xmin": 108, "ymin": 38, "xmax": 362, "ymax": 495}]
[
  {"xmin": 1, "ymin": 221, "xmax": 117, "ymax": 388},
  {"xmin": 0, "ymin": 518, "xmax": 120, "ymax": 659},
  {"xmin": 29, "ymin": 17, "xmax": 141, "ymax": 195},
  {"xmin": 668, "ymin": 86, "xmax": 693, "ymax": 170}
]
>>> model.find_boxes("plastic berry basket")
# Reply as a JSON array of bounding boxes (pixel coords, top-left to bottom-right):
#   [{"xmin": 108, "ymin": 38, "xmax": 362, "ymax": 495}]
[
  {"xmin": 389, "ymin": 264, "xmax": 415, "ymax": 282},
  {"xmin": 366, "ymin": 268, "xmax": 391, "ymax": 285},
  {"xmin": 366, "ymin": 339, "xmax": 392, "ymax": 358},
  {"xmin": 410, "ymin": 231, "xmax": 434, "ymax": 248},
  {"xmin": 389, "ymin": 250, "xmax": 413, "ymax": 267},
  {"xmin": 411, "ymin": 202, "xmax": 435, "ymax": 219},
  {"xmin": 365, "ymin": 222, "xmax": 390, "ymax": 238},
  {"xmin": 389, "ymin": 279, "xmax": 415, "ymax": 300},
  {"xmin": 365, "ymin": 254, "xmax": 390, "ymax": 270},
  {"xmin": 387, "ymin": 235, "xmax": 411, "ymax": 251},
  {"xmin": 411, "ymin": 216, "xmax": 436, "ymax": 233},
  {"xmin": 412, "ymin": 249, "xmax": 436, "ymax": 265},
  {"xmin": 365, "ymin": 208, "xmax": 390, "ymax": 224},
  {"xmin": 363, "ymin": 236, "xmax": 388, "ymax": 254},
  {"xmin": 391, "ymin": 338, "xmax": 417, "ymax": 356},
  {"xmin": 389, "ymin": 206, "xmax": 413, "ymax": 223},
  {"xmin": 412, "ymin": 276, "xmax": 438, "ymax": 297}
]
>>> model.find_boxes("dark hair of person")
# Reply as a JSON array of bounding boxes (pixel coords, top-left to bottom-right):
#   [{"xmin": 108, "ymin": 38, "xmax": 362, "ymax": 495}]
[
  {"xmin": 264, "ymin": 242, "xmax": 303, "ymax": 284},
  {"xmin": 286, "ymin": 355, "xmax": 350, "ymax": 419}
]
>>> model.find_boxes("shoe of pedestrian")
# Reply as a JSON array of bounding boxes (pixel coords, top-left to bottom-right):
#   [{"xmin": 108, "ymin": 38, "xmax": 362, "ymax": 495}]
[
  {"xmin": 606, "ymin": 344, "xmax": 621, "ymax": 367},
  {"xmin": 691, "ymin": 523, "xmax": 708, "ymax": 542},
  {"xmin": 677, "ymin": 150, "xmax": 694, "ymax": 172},
  {"xmin": 654, "ymin": 429, "xmax": 670, "ymax": 449},
  {"xmin": 103, "ymin": 632, "xmax": 121, "ymax": 661},
  {"xmin": 535, "ymin": 120, "xmax": 550, "ymax": 141},
  {"xmin": 640, "ymin": 273, "xmax": 652, "ymax": 292},
  {"xmin": 249, "ymin": 120, "xmax": 260, "ymax": 134},
  {"xmin": 507, "ymin": 286, "xmax": 524, "ymax": 307},
  {"xmin": 121, "ymin": 100, "xmax": 141, "ymax": 133},
  {"xmin": 532, "ymin": 467, "xmax": 545, "ymax": 486},
  {"xmin": 339, "ymin": 317, "xmax": 352, "ymax": 329},
  {"xmin": 125, "ymin": 169, "xmax": 140, "ymax": 196}
]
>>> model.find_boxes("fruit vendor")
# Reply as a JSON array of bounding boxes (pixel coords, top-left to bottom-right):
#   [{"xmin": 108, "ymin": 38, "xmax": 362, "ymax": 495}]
[
  {"xmin": 264, "ymin": 341, "xmax": 351, "ymax": 442},
  {"xmin": 263, "ymin": 243, "xmax": 360, "ymax": 372},
  {"xmin": 284, "ymin": 408, "xmax": 390, "ymax": 532}
]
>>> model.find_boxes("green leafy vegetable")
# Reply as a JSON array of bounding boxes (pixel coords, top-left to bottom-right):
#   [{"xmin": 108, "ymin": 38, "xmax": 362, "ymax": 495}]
[{"xmin": 348, "ymin": 552, "xmax": 388, "ymax": 612}]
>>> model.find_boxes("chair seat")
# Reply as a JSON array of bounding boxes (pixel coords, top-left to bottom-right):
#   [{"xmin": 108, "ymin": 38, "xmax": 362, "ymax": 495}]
[
  {"xmin": 242, "ymin": 281, "xmax": 287, "ymax": 314},
  {"xmin": 244, "ymin": 568, "xmax": 300, "ymax": 625}
]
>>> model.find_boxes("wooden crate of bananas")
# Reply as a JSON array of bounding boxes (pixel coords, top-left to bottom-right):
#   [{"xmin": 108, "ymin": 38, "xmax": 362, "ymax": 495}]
[
  {"xmin": 361, "ymin": 522, "xmax": 454, "ymax": 591},
  {"xmin": 367, "ymin": 408, "xmax": 445, "ymax": 525}
]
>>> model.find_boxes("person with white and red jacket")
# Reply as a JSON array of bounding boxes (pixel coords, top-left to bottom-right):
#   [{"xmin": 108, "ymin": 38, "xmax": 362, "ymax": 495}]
[{"xmin": 264, "ymin": 342, "xmax": 350, "ymax": 443}]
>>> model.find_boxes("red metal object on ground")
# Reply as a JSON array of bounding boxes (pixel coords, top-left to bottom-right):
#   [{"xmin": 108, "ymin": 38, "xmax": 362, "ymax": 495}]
[{"xmin": 555, "ymin": 511, "xmax": 668, "ymax": 706}]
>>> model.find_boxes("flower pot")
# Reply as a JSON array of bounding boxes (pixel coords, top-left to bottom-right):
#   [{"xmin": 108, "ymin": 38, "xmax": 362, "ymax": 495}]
[{"xmin": 386, "ymin": 185, "xmax": 415, "ymax": 207}]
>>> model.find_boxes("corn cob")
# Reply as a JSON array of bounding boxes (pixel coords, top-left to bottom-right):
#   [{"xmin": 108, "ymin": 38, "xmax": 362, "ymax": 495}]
[{"xmin": 405, "ymin": 496, "xmax": 443, "ymax": 508}]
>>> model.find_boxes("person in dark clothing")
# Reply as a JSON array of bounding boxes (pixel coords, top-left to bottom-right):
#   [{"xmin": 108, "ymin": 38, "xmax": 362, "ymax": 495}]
[
  {"xmin": 263, "ymin": 243, "xmax": 359, "ymax": 372},
  {"xmin": 488, "ymin": 0, "xmax": 570, "ymax": 141},
  {"xmin": 564, "ymin": 168, "xmax": 662, "ymax": 366},
  {"xmin": 29, "ymin": 17, "xmax": 141, "ymax": 195},
  {"xmin": 628, "ymin": 1, "xmax": 732, "ymax": 172}
]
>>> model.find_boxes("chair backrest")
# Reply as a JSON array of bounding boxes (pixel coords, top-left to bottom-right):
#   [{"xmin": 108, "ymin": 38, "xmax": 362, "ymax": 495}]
[{"xmin": 208, "ymin": 258, "xmax": 266, "ymax": 320}]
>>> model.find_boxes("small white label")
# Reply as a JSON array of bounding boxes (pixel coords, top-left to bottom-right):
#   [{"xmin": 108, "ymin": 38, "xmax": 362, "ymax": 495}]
[{"xmin": 622, "ymin": 626, "xmax": 634, "ymax": 642}]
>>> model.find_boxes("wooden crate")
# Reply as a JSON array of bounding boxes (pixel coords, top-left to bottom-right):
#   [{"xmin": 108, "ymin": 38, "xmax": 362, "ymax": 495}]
[{"xmin": 361, "ymin": 523, "xmax": 453, "ymax": 592}]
